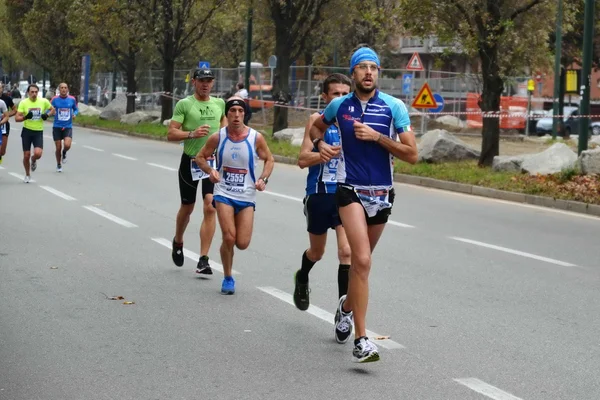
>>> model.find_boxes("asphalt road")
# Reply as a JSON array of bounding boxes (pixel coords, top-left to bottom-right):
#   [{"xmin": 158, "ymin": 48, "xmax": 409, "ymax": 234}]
[{"xmin": 1, "ymin": 121, "xmax": 599, "ymax": 400}]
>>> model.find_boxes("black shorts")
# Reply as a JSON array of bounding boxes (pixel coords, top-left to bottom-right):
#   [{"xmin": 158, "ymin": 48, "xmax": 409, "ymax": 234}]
[
  {"xmin": 335, "ymin": 184, "xmax": 395, "ymax": 226},
  {"xmin": 304, "ymin": 193, "xmax": 342, "ymax": 235},
  {"xmin": 2, "ymin": 122, "xmax": 9, "ymax": 136},
  {"xmin": 178, "ymin": 153, "xmax": 214, "ymax": 205},
  {"xmin": 21, "ymin": 128, "xmax": 43, "ymax": 151},
  {"xmin": 52, "ymin": 127, "xmax": 73, "ymax": 141}
]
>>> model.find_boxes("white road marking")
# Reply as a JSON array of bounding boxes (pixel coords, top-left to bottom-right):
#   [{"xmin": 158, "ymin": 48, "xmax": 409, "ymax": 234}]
[
  {"xmin": 257, "ymin": 286, "xmax": 404, "ymax": 350},
  {"xmin": 450, "ymin": 237, "xmax": 577, "ymax": 267},
  {"xmin": 147, "ymin": 162, "xmax": 177, "ymax": 172},
  {"xmin": 83, "ymin": 206, "xmax": 138, "ymax": 228},
  {"xmin": 454, "ymin": 378, "xmax": 523, "ymax": 400},
  {"xmin": 0, "ymin": 166, "xmax": 4, "ymax": 170},
  {"xmin": 8, "ymin": 172, "xmax": 35, "ymax": 182},
  {"xmin": 261, "ymin": 190, "xmax": 415, "ymax": 228},
  {"xmin": 262, "ymin": 190, "xmax": 302, "ymax": 202},
  {"xmin": 151, "ymin": 238, "xmax": 236, "ymax": 275},
  {"xmin": 113, "ymin": 153, "xmax": 137, "ymax": 161},
  {"xmin": 83, "ymin": 145, "xmax": 104, "ymax": 152},
  {"xmin": 40, "ymin": 186, "xmax": 77, "ymax": 201}
]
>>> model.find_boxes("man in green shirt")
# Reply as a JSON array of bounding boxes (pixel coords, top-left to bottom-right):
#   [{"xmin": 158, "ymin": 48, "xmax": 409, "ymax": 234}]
[
  {"xmin": 15, "ymin": 84, "xmax": 54, "ymax": 183},
  {"xmin": 168, "ymin": 68, "xmax": 226, "ymax": 275}
]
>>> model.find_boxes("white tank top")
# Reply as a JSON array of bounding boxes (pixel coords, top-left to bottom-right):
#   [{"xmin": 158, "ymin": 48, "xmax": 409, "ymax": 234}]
[{"xmin": 214, "ymin": 127, "xmax": 259, "ymax": 203}]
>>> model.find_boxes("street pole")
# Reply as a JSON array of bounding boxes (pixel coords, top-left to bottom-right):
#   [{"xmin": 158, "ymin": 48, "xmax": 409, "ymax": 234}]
[
  {"xmin": 552, "ymin": 0, "xmax": 563, "ymax": 140},
  {"xmin": 578, "ymin": 0, "xmax": 595, "ymax": 155},
  {"xmin": 244, "ymin": 2, "xmax": 253, "ymax": 92},
  {"xmin": 525, "ymin": 89, "xmax": 532, "ymax": 137}
]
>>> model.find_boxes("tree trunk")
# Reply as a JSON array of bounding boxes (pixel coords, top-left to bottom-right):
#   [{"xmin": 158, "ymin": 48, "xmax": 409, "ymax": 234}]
[
  {"xmin": 125, "ymin": 56, "xmax": 137, "ymax": 114},
  {"xmin": 161, "ymin": 57, "xmax": 174, "ymax": 122},
  {"xmin": 272, "ymin": 27, "xmax": 291, "ymax": 135},
  {"xmin": 478, "ymin": 44, "xmax": 503, "ymax": 167}
]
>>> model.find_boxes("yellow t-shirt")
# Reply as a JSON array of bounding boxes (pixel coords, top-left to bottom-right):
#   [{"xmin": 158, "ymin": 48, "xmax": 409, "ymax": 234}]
[{"xmin": 18, "ymin": 98, "xmax": 52, "ymax": 131}]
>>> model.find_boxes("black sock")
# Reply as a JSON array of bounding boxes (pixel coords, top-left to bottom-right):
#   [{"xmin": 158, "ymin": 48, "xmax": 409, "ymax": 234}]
[
  {"xmin": 354, "ymin": 336, "xmax": 368, "ymax": 346},
  {"xmin": 338, "ymin": 264, "xmax": 350, "ymax": 299},
  {"xmin": 297, "ymin": 250, "xmax": 316, "ymax": 284}
]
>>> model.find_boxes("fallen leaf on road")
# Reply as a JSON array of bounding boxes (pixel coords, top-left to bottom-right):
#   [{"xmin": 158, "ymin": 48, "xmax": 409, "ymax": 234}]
[
  {"xmin": 373, "ymin": 336, "xmax": 390, "ymax": 340},
  {"xmin": 123, "ymin": 301, "xmax": 135, "ymax": 305},
  {"xmin": 50, "ymin": 266, "xmax": 58, "ymax": 269},
  {"xmin": 110, "ymin": 296, "xmax": 125, "ymax": 300}
]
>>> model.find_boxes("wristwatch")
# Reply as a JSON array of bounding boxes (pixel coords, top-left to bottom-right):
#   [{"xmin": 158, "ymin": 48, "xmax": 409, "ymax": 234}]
[
  {"xmin": 260, "ymin": 177, "xmax": 269, "ymax": 184},
  {"xmin": 187, "ymin": 131, "xmax": 193, "ymax": 138},
  {"xmin": 312, "ymin": 138, "xmax": 322, "ymax": 148}
]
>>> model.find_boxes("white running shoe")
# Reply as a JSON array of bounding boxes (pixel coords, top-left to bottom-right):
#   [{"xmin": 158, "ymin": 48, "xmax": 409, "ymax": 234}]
[
  {"xmin": 23, "ymin": 175, "xmax": 31, "ymax": 183},
  {"xmin": 352, "ymin": 337, "xmax": 380, "ymax": 363},
  {"xmin": 56, "ymin": 164, "xmax": 62, "ymax": 173},
  {"xmin": 334, "ymin": 294, "xmax": 353, "ymax": 344}
]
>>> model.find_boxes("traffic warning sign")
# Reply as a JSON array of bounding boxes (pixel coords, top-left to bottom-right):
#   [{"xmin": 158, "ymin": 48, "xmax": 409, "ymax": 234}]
[
  {"xmin": 411, "ymin": 82, "xmax": 437, "ymax": 109},
  {"xmin": 406, "ymin": 52, "xmax": 424, "ymax": 71}
]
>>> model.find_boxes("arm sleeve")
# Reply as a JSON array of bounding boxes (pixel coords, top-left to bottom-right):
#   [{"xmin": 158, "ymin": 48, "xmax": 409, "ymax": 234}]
[
  {"xmin": 321, "ymin": 96, "xmax": 344, "ymax": 125},
  {"xmin": 171, "ymin": 100, "xmax": 186, "ymax": 123}
]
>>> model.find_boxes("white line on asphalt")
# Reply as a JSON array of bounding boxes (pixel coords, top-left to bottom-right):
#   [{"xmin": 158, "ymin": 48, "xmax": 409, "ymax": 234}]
[
  {"xmin": 83, "ymin": 145, "xmax": 104, "ymax": 152},
  {"xmin": 262, "ymin": 190, "xmax": 302, "ymax": 202},
  {"xmin": 450, "ymin": 237, "xmax": 577, "ymax": 267},
  {"xmin": 113, "ymin": 153, "xmax": 137, "ymax": 161},
  {"xmin": 83, "ymin": 206, "xmax": 138, "ymax": 228},
  {"xmin": 151, "ymin": 238, "xmax": 236, "ymax": 275},
  {"xmin": 147, "ymin": 162, "xmax": 177, "ymax": 172},
  {"xmin": 454, "ymin": 378, "xmax": 523, "ymax": 400},
  {"xmin": 8, "ymin": 172, "xmax": 35, "ymax": 182},
  {"xmin": 257, "ymin": 286, "xmax": 404, "ymax": 350},
  {"xmin": 44, "ymin": 134, "xmax": 52, "ymax": 140},
  {"xmin": 261, "ymin": 190, "xmax": 415, "ymax": 228},
  {"xmin": 0, "ymin": 166, "xmax": 4, "ymax": 169},
  {"xmin": 40, "ymin": 186, "xmax": 77, "ymax": 201}
]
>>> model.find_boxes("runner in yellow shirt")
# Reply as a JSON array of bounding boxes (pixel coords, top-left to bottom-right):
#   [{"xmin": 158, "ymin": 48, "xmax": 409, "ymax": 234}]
[{"xmin": 15, "ymin": 84, "xmax": 54, "ymax": 183}]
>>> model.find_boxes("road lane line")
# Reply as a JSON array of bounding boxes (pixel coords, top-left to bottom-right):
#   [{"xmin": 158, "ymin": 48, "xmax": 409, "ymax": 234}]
[
  {"xmin": 257, "ymin": 286, "xmax": 404, "ymax": 350},
  {"xmin": 113, "ymin": 153, "xmax": 137, "ymax": 161},
  {"xmin": 83, "ymin": 145, "xmax": 104, "ymax": 152},
  {"xmin": 8, "ymin": 172, "xmax": 35, "ymax": 182},
  {"xmin": 147, "ymin": 162, "xmax": 177, "ymax": 172},
  {"xmin": 454, "ymin": 378, "xmax": 523, "ymax": 400},
  {"xmin": 260, "ymin": 190, "xmax": 415, "ymax": 228},
  {"xmin": 450, "ymin": 237, "xmax": 577, "ymax": 267},
  {"xmin": 151, "ymin": 238, "xmax": 236, "ymax": 275},
  {"xmin": 40, "ymin": 186, "xmax": 77, "ymax": 201},
  {"xmin": 0, "ymin": 166, "xmax": 4, "ymax": 170},
  {"xmin": 43, "ymin": 134, "xmax": 53, "ymax": 140},
  {"xmin": 83, "ymin": 206, "xmax": 138, "ymax": 228}
]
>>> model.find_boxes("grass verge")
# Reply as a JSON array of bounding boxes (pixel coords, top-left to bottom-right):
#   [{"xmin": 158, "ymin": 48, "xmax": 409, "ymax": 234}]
[{"xmin": 75, "ymin": 116, "xmax": 600, "ymax": 205}]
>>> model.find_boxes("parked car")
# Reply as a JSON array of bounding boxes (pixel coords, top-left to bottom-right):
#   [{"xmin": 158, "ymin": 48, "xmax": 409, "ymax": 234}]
[
  {"xmin": 536, "ymin": 106, "xmax": 596, "ymax": 137},
  {"xmin": 591, "ymin": 121, "xmax": 600, "ymax": 136}
]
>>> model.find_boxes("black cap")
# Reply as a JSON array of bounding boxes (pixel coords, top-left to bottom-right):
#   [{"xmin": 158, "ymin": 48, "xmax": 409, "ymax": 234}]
[{"xmin": 193, "ymin": 69, "xmax": 215, "ymax": 80}]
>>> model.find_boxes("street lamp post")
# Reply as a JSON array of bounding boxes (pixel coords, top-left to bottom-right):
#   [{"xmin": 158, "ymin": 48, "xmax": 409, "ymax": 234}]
[
  {"xmin": 552, "ymin": 0, "xmax": 563, "ymax": 140},
  {"xmin": 578, "ymin": 0, "xmax": 596, "ymax": 155}
]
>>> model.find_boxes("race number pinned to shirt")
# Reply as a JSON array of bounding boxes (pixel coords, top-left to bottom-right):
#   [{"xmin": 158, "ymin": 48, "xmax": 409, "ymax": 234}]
[
  {"xmin": 58, "ymin": 108, "xmax": 71, "ymax": 121},
  {"xmin": 30, "ymin": 108, "xmax": 42, "ymax": 120},
  {"xmin": 321, "ymin": 140, "xmax": 340, "ymax": 183},
  {"xmin": 223, "ymin": 166, "xmax": 248, "ymax": 187},
  {"xmin": 190, "ymin": 157, "xmax": 215, "ymax": 181}
]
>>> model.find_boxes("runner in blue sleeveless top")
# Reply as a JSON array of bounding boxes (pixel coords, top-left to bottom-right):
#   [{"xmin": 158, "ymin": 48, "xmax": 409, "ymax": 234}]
[
  {"xmin": 195, "ymin": 97, "xmax": 274, "ymax": 295},
  {"xmin": 310, "ymin": 46, "xmax": 418, "ymax": 363},
  {"xmin": 50, "ymin": 82, "xmax": 78, "ymax": 172},
  {"xmin": 294, "ymin": 73, "xmax": 352, "ymax": 312}
]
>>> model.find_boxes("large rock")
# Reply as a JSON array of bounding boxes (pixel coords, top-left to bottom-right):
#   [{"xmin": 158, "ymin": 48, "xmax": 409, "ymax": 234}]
[
  {"xmin": 78, "ymin": 103, "xmax": 101, "ymax": 117},
  {"xmin": 417, "ymin": 129, "xmax": 480, "ymax": 163},
  {"xmin": 590, "ymin": 136, "xmax": 600, "ymax": 146},
  {"xmin": 435, "ymin": 115, "xmax": 464, "ymax": 129},
  {"xmin": 579, "ymin": 148, "xmax": 600, "ymax": 174},
  {"xmin": 520, "ymin": 143, "xmax": 578, "ymax": 175},
  {"xmin": 492, "ymin": 154, "xmax": 528, "ymax": 172},
  {"xmin": 273, "ymin": 127, "xmax": 304, "ymax": 142},
  {"xmin": 120, "ymin": 111, "xmax": 155, "ymax": 125},
  {"xmin": 99, "ymin": 109, "xmax": 123, "ymax": 121}
]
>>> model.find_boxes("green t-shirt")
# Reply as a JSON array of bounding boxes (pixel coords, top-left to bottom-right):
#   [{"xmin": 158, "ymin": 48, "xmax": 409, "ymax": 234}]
[
  {"xmin": 171, "ymin": 95, "xmax": 225, "ymax": 157},
  {"xmin": 18, "ymin": 97, "xmax": 52, "ymax": 131}
]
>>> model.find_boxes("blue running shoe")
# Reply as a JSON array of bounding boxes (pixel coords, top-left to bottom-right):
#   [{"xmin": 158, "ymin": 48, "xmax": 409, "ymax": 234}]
[{"xmin": 221, "ymin": 277, "xmax": 235, "ymax": 295}]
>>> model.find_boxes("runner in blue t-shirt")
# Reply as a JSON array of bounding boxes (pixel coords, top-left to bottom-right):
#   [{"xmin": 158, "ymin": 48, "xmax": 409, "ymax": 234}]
[
  {"xmin": 309, "ymin": 46, "xmax": 418, "ymax": 363},
  {"xmin": 294, "ymin": 73, "xmax": 352, "ymax": 312},
  {"xmin": 50, "ymin": 82, "xmax": 78, "ymax": 172}
]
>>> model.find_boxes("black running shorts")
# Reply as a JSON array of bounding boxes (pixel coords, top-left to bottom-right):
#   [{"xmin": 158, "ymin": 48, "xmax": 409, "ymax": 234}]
[
  {"xmin": 21, "ymin": 128, "xmax": 43, "ymax": 151},
  {"xmin": 178, "ymin": 152, "xmax": 214, "ymax": 205}
]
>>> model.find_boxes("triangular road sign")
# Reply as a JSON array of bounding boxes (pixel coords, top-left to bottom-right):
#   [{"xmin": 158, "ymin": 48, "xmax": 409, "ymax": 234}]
[
  {"xmin": 412, "ymin": 82, "xmax": 437, "ymax": 109},
  {"xmin": 406, "ymin": 52, "xmax": 424, "ymax": 71}
]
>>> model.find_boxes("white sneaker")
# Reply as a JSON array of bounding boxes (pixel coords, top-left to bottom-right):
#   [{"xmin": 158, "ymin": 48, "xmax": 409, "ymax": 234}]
[
  {"xmin": 334, "ymin": 294, "xmax": 353, "ymax": 344},
  {"xmin": 56, "ymin": 164, "xmax": 62, "ymax": 173},
  {"xmin": 352, "ymin": 337, "xmax": 380, "ymax": 363},
  {"xmin": 23, "ymin": 175, "xmax": 31, "ymax": 183}
]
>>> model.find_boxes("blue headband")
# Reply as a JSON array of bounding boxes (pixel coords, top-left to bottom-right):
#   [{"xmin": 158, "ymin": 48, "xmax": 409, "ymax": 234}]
[{"xmin": 350, "ymin": 47, "xmax": 380, "ymax": 74}]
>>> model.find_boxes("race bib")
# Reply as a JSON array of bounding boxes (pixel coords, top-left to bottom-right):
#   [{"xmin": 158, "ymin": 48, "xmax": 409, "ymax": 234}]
[
  {"xmin": 1, "ymin": 124, "xmax": 5, "ymax": 134},
  {"xmin": 321, "ymin": 140, "xmax": 340, "ymax": 182},
  {"xmin": 190, "ymin": 157, "xmax": 214, "ymax": 181},
  {"xmin": 223, "ymin": 166, "xmax": 247, "ymax": 187},
  {"xmin": 355, "ymin": 189, "xmax": 392, "ymax": 218},
  {"xmin": 58, "ymin": 108, "xmax": 71, "ymax": 121},
  {"xmin": 30, "ymin": 108, "xmax": 41, "ymax": 120}
]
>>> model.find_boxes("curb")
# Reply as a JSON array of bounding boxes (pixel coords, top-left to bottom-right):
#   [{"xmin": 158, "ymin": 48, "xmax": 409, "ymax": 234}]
[{"xmin": 75, "ymin": 123, "xmax": 600, "ymax": 218}]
